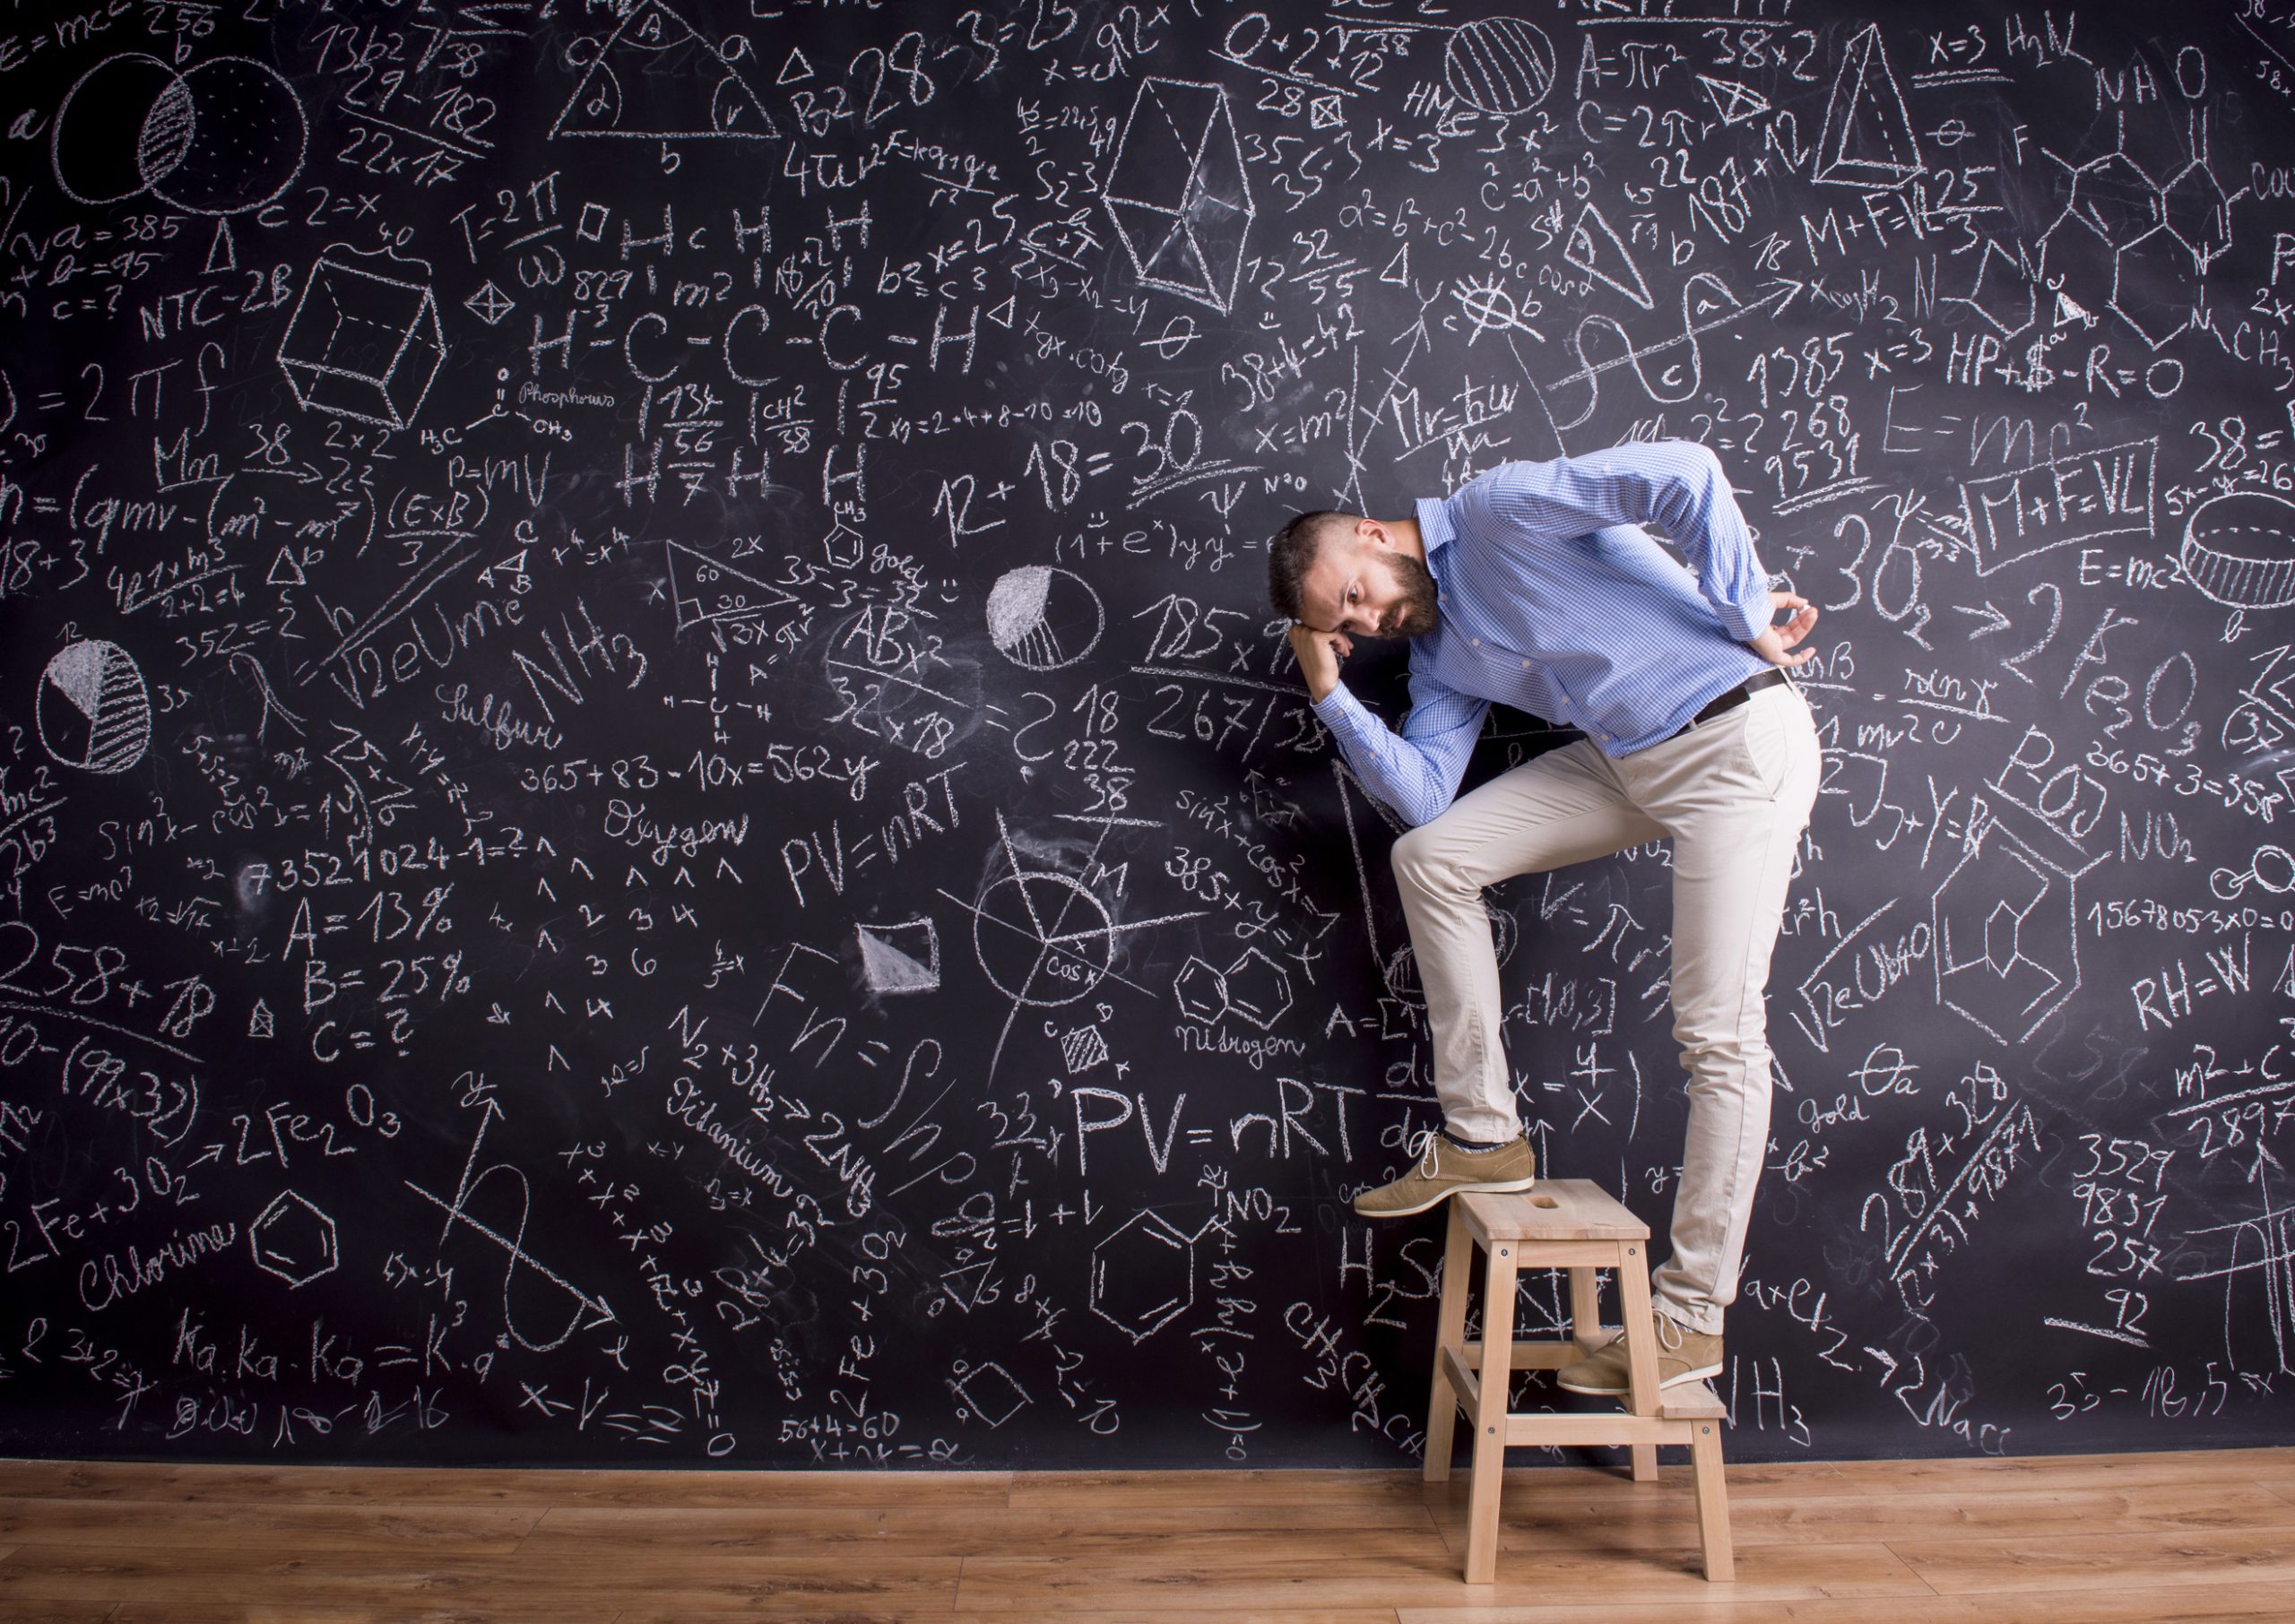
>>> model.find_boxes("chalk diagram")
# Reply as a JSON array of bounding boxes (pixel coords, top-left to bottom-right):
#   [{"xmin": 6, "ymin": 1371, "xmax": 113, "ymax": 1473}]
[
  {"xmin": 38, "ymin": 640, "xmax": 150, "ymax": 774},
  {"xmin": 857, "ymin": 917, "xmax": 940, "ymax": 995},
  {"xmin": 276, "ymin": 253, "xmax": 446, "ymax": 429},
  {"xmin": 2035, "ymin": 125, "xmax": 2231, "ymax": 352},
  {"xmin": 1930, "ymin": 822, "xmax": 2084, "ymax": 1045},
  {"xmin": 1442, "ymin": 18, "xmax": 1555, "ymax": 117},
  {"xmin": 51, "ymin": 53, "xmax": 306, "ymax": 214},
  {"xmin": 1810, "ymin": 22, "xmax": 1922, "ymax": 190},
  {"xmin": 1091, "ymin": 1207, "xmax": 1214, "ymax": 1344},
  {"xmin": 1174, "ymin": 946, "xmax": 1295, "ymax": 1030},
  {"xmin": 662, "ymin": 538, "xmax": 808, "ymax": 636},
  {"xmin": 2181, "ymin": 493, "xmax": 2295, "ymax": 610},
  {"xmin": 948, "ymin": 1358, "xmax": 1032, "ymax": 1427},
  {"xmin": 403, "ymin": 1102, "xmax": 616, "ymax": 1354},
  {"xmin": 1538, "ymin": 272, "xmax": 1793, "ymax": 431},
  {"xmin": 550, "ymin": 0, "xmax": 779, "ymax": 143},
  {"xmin": 248, "ymin": 1190, "xmax": 339, "ymax": 1286},
  {"xmin": 937, "ymin": 813, "xmax": 1202, "ymax": 1078},
  {"xmin": 986, "ymin": 566, "xmax": 1104, "ymax": 671},
  {"xmin": 1103, "ymin": 77, "xmax": 1255, "ymax": 314}
]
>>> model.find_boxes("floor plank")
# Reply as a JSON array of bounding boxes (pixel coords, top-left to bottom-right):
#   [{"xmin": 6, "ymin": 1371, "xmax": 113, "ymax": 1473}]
[
  {"xmin": 0, "ymin": 1543, "xmax": 964, "ymax": 1612},
  {"xmin": 1886, "ymin": 1525, "xmax": 2295, "ymax": 1594},
  {"xmin": 1423, "ymin": 1480, "xmax": 2295, "ymax": 1552},
  {"xmin": 1391, "ymin": 1576, "xmax": 2295, "ymax": 1621},
  {"xmin": 0, "ymin": 1497, "xmax": 541, "ymax": 1552},
  {"xmin": 0, "ymin": 1447, "xmax": 2283, "ymax": 1619},
  {"xmin": 0, "ymin": 1460, "xmax": 1009, "ymax": 1510},
  {"xmin": 952, "ymin": 1535, "xmax": 1929, "ymax": 1610}
]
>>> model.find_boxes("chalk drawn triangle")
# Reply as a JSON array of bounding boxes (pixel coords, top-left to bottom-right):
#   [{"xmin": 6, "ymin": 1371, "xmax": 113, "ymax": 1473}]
[
  {"xmin": 661, "ymin": 539, "xmax": 802, "ymax": 632},
  {"xmin": 549, "ymin": 0, "xmax": 780, "ymax": 142},
  {"xmin": 1563, "ymin": 201, "xmax": 1655, "ymax": 310},
  {"xmin": 1695, "ymin": 73, "xmax": 1771, "ymax": 127},
  {"xmin": 1811, "ymin": 22, "xmax": 1921, "ymax": 188}
]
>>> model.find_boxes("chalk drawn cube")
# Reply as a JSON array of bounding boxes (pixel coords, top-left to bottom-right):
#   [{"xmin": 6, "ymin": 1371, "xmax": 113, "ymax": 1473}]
[
  {"xmin": 277, "ymin": 255, "xmax": 446, "ymax": 429},
  {"xmin": 248, "ymin": 1189, "xmax": 339, "ymax": 1287},
  {"xmin": 1103, "ymin": 77, "xmax": 1254, "ymax": 314},
  {"xmin": 1090, "ymin": 1209, "xmax": 1195, "ymax": 1344}
]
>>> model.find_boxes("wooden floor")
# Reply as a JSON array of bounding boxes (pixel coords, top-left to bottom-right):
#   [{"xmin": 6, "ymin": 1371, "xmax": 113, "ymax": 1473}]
[{"xmin": 3, "ymin": 1446, "xmax": 2295, "ymax": 1620}]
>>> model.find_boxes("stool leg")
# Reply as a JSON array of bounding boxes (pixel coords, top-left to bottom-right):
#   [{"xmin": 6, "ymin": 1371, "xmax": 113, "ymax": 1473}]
[
  {"xmin": 1464, "ymin": 1240, "xmax": 1520, "ymax": 1585},
  {"xmin": 1567, "ymin": 1266, "xmax": 1602, "ymax": 1353},
  {"xmin": 1424, "ymin": 1204, "xmax": 1474, "ymax": 1484},
  {"xmin": 1690, "ymin": 1419, "xmax": 1736, "ymax": 1581},
  {"xmin": 1615, "ymin": 1243, "xmax": 1659, "ymax": 1482}
]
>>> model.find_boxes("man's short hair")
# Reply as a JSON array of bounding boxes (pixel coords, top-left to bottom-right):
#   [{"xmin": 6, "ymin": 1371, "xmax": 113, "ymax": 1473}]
[{"xmin": 1267, "ymin": 510, "xmax": 1355, "ymax": 621}]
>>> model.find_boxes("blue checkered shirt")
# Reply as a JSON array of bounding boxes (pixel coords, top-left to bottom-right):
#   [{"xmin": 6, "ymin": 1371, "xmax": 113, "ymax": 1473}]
[{"xmin": 1309, "ymin": 442, "xmax": 1776, "ymax": 827}]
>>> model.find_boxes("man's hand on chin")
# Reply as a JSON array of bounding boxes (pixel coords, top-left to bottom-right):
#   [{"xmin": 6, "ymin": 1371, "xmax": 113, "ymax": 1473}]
[{"xmin": 1286, "ymin": 622, "xmax": 1351, "ymax": 703}]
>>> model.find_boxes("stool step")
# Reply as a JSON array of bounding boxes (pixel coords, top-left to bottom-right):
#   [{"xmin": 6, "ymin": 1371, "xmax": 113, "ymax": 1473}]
[
  {"xmin": 1658, "ymin": 1380, "xmax": 1725, "ymax": 1421},
  {"xmin": 1458, "ymin": 1179, "xmax": 1650, "ymax": 1242}
]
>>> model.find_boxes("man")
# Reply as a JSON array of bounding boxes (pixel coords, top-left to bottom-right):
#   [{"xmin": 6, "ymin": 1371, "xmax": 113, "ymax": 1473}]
[{"xmin": 1267, "ymin": 440, "xmax": 1822, "ymax": 1396}]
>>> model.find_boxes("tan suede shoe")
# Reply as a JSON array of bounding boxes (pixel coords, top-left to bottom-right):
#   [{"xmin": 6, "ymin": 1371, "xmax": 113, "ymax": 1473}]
[
  {"xmin": 1555, "ymin": 1309, "xmax": 1723, "ymax": 1395},
  {"xmin": 1351, "ymin": 1127, "xmax": 1537, "ymax": 1218}
]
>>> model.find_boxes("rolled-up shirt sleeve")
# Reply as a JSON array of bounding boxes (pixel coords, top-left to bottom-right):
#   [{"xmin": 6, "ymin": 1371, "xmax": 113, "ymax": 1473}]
[
  {"xmin": 1310, "ymin": 664, "xmax": 1489, "ymax": 828},
  {"xmin": 1480, "ymin": 441, "xmax": 1773, "ymax": 644}
]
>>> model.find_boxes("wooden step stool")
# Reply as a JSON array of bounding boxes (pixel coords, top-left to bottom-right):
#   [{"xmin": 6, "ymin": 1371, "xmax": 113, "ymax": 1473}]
[{"xmin": 1424, "ymin": 1179, "xmax": 1734, "ymax": 1585}]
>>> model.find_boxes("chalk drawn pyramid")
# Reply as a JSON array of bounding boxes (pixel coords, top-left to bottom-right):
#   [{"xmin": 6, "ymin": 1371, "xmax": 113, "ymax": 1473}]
[
  {"xmin": 1103, "ymin": 78, "xmax": 1254, "ymax": 314},
  {"xmin": 1811, "ymin": 22, "xmax": 1921, "ymax": 189},
  {"xmin": 550, "ymin": 0, "xmax": 778, "ymax": 142}
]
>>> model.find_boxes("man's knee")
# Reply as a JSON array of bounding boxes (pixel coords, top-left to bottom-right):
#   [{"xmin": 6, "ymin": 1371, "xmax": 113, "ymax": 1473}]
[
  {"xmin": 1674, "ymin": 1022, "xmax": 1773, "ymax": 1087},
  {"xmin": 1390, "ymin": 824, "xmax": 1456, "ymax": 896}
]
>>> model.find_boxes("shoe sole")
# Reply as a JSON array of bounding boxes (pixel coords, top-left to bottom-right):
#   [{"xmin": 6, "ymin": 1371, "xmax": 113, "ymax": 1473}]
[
  {"xmin": 1554, "ymin": 1360, "xmax": 1723, "ymax": 1397},
  {"xmin": 1353, "ymin": 1173, "xmax": 1537, "ymax": 1219}
]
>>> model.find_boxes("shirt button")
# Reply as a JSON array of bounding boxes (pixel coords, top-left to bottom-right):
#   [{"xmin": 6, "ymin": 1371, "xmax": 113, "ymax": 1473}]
[
  {"xmin": 1520, "ymin": 659, "xmax": 1531, "ymax": 669},
  {"xmin": 1470, "ymin": 637, "xmax": 1480, "ymax": 646}
]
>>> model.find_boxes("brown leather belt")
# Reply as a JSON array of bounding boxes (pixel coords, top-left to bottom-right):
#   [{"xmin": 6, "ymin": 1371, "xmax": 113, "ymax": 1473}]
[{"xmin": 1665, "ymin": 667, "xmax": 1792, "ymax": 742}]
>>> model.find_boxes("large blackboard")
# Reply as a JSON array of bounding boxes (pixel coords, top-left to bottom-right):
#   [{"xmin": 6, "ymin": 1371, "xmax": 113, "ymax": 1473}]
[{"xmin": 4, "ymin": 0, "xmax": 2295, "ymax": 1469}]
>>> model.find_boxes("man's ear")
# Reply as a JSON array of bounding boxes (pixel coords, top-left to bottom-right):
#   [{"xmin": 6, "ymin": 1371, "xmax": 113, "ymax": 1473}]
[{"xmin": 1356, "ymin": 515, "xmax": 1386, "ymax": 549}]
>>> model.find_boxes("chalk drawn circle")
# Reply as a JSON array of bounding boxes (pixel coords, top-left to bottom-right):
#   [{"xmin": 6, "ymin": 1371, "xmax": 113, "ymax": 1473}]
[
  {"xmin": 149, "ymin": 57, "xmax": 309, "ymax": 215},
  {"xmin": 52, "ymin": 55, "xmax": 182, "ymax": 205},
  {"xmin": 2182, "ymin": 492, "xmax": 2295, "ymax": 609},
  {"xmin": 1443, "ymin": 19, "xmax": 1555, "ymax": 117},
  {"xmin": 37, "ymin": 640, "xmax": 151, "ymax": 773},
  {"xmin": 974, "ymin": 872, "xmax": 1111, "ymax": 1006},
  {"xmin": 986, "ymin": 566, "xmax": 1104, "ymax": 671},
  {"xmin": 51, "ymin": 53, "xmax": 306, "ymax": 215}
]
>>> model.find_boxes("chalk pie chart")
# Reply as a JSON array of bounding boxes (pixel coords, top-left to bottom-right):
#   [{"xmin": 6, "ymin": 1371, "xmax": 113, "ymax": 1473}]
[
  {"xmin": 2182, "ymin": 492, "xmax": 2295, "ymax": 609},
  {"xmin": 986, "ymin": 566, "xmax": 1104, "ymax": 671},
  {"xmin": 38, "ymin": 640, "xmax": 152, "ymax": 773},
  {"xmin": 974, "ymin": 870, "xmax": 1113, "ymax": 1006}
]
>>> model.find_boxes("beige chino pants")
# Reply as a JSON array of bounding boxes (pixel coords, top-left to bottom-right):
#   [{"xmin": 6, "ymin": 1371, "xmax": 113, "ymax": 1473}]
[{"xmin": 1388, "ymin": 678, "xmax": 1823, "ymax": 1335}]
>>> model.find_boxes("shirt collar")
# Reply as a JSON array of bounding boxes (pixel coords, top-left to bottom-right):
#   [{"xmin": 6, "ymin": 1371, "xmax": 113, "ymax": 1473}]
[
  {"xmin": 1414, "ymin": 495, "xmax": 1455, "ymax": 604},
  {"xmin": 1415, "ymin": 495, "xmax": 1455, "ymax": 556}
]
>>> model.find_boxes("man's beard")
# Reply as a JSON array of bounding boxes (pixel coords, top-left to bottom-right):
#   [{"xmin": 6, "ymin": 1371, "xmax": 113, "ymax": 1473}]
[{"xmin": 1379, "ymin": 551, "xmax": 1442, "ymax": 637}]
